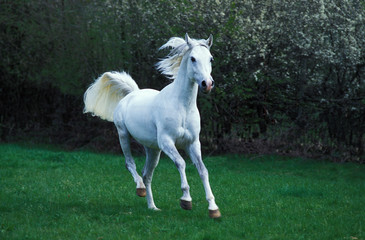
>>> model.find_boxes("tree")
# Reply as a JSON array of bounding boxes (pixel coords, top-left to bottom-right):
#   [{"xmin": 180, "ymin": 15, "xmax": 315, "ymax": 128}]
[{"xmin": 1, "ymin": 0, "xmax": 364, "ymax": 161}]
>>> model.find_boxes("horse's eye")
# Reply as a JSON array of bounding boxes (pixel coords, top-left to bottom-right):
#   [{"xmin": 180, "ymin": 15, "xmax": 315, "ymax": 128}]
[{"xmin": 191, "ymin": 57, "xmax": 196, "ymax": 62}]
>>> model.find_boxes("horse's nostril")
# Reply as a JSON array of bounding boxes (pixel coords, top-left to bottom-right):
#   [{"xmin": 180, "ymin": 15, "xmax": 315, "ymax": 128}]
[
  {"xmin": 201, "ymin": 81, "xmax": 207, "ymax": 88},
  {"xmin": 211, "ymin": 80, "xmax": 215, "ymax": 87}
]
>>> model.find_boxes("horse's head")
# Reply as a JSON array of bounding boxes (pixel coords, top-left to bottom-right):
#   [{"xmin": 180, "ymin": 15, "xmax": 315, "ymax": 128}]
[{"xmin": 185, "ymin": 33, "xmax": 214, "ymax": 94}]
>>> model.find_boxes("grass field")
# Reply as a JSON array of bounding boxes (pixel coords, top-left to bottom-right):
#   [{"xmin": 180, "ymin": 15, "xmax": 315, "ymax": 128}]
[{"xmin": 1, "ymin": 143, "xmax": 364, "ymax": 239}]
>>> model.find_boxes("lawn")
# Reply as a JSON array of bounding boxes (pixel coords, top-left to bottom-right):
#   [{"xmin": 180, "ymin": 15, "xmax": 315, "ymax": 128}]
[{"xmin": 1, "ymin": 143, "xmax": 364, "ymax": 239}]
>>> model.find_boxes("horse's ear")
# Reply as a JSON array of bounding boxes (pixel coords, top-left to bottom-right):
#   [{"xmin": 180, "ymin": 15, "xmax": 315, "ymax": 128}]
[
  {"xmin": 207, "ymin": 34, "xmax": 213, "ymax": 48},
  {"xmin": 185, "ymin": 33, "xmax": 192, "ymax": 46}
]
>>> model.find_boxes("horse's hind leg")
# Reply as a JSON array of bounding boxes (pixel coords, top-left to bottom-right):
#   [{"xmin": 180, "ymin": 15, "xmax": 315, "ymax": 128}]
[
  {"xmin": 142, "ymin": 147, "xmax": 161, "ymax": 210},
  {"xmin": 116, "ymin": 124, "xmax": 146, "ymax": 197}
]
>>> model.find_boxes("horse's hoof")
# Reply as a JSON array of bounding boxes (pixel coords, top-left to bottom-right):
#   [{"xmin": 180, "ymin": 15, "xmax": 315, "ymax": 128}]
[
  {"xmin": 209, "ymin": 209, "xmax": 221, "ymax": 219},
  {"xmin": 149, "ymin": 206, "xmax": 161, "ymax": 211},
  {"xmin": 180, "ymin": 199, "xmax": 192, "ymax": 210},
  {"xmin": 136, "ymin": 188, "xmax": 146, "ymax": 197}
]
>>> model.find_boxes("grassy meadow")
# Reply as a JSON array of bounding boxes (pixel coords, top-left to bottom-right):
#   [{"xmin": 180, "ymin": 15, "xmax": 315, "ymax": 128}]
[{"xmin": 1, "ymin": 143, "xmax": 364, "ymax": 239}]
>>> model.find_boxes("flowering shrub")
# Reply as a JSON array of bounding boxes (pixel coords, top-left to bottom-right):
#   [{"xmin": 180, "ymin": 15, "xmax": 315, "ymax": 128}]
[{"xmin": 1, "ymin": 0, "xmax": 364, "ymax": 161}]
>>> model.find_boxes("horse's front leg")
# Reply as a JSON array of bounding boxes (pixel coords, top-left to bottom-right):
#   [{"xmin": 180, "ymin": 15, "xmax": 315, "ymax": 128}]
[
  {"xmin": 186, "ymin": 141, "xmax": 221, "ymax": 218},
  {"xmin": 158, "ymin": 137, "xmax": 192, "ymax": 210}
]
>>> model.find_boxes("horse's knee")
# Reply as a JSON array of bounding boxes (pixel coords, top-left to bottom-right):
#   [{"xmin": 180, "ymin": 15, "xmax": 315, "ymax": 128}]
[
  {"xmin": 174, "ymin": 158, "xmax": 186, "ymax": 170},
  {"xmin": 194, "ymin": 161, "xmax": 209, "ymax": 178},
  {"xmin": 199, "ymin": 167, "xmax": 208, "ymax": 179}
]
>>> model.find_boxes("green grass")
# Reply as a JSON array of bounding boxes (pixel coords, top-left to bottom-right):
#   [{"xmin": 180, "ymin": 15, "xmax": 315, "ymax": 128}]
[{"xmin": 1, "ymin": 143, "xmax": 364, "ymax": 240}]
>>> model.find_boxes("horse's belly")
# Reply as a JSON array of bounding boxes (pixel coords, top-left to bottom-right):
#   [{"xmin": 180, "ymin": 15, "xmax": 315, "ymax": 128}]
[{"xmin": 121, "ymin": 89, "xmax": 159, "ymax": 148}]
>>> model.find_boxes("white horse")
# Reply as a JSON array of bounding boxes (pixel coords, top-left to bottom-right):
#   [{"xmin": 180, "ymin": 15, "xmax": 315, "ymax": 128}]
[{"xmin": 84, "ymin": 34, "xmax": 220, "ymax": 218}]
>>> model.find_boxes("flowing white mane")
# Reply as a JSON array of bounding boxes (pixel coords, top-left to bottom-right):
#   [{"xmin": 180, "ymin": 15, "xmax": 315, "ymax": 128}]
[{"xmin": 156, "ymin": 36, "xmax": 210, "ymax": 80}]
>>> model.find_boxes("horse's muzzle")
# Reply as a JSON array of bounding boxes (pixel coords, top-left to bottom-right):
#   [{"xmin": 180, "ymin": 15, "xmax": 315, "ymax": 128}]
[{"xmin": 200, "ymin": 78, "xmax": 214, "ymax": 94}]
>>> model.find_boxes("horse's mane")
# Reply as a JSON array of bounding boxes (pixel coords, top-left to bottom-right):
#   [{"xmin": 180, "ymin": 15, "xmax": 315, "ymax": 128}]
[{"xmin": 156, "ymin": 36, "xmax": 209, "ymax": 80}]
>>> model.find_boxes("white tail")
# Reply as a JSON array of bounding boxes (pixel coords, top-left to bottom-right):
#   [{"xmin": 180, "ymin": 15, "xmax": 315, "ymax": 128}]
[{"xmin": 83, "ymin": 71, "xmax": 139, "ymax": 122}]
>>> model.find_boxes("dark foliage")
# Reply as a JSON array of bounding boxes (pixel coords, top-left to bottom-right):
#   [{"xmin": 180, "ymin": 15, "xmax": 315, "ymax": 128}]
[{"xmin": 1, "ymin": 0, "xmax": 364, "ymax": 162}]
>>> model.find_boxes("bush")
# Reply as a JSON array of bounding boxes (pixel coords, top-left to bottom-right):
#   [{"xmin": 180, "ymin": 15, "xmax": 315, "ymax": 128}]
[{"xmin": 1, "ymin": 0, "xmax": 364, "ymax": 161}]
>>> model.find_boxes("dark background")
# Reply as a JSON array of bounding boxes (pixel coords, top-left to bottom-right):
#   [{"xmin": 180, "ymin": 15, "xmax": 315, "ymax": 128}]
[{"xmin": 1, "ymin": 0, "xmax": 364, "ymax": 162}]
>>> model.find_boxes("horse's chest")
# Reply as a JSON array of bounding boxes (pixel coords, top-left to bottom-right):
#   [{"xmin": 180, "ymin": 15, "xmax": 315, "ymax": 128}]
[
  {"xmin": 176, "ymin": 114, "xmax": 199, "ymax": 145},
  {"xmin": 159, "ymin": 105, "xmax": 199, "ymax": 146},
  {"xmin": 162, "ymin": 115, "xmax": 195, "ymax": 141},
  {"xmin": 175, "ymin": 125, "xmax": 194, "ymax": 147}
]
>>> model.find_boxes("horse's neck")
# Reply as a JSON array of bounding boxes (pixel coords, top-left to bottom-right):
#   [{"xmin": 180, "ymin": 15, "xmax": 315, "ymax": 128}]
[{"xmin": 170, "ymin": 64, "xmax": 198, "ymax": 109}]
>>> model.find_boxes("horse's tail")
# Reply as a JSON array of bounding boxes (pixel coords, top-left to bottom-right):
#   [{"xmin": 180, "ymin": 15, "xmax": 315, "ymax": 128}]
[{"xmin": 83, "ymin": 71, "xmax": 139, "ymax": 122}]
